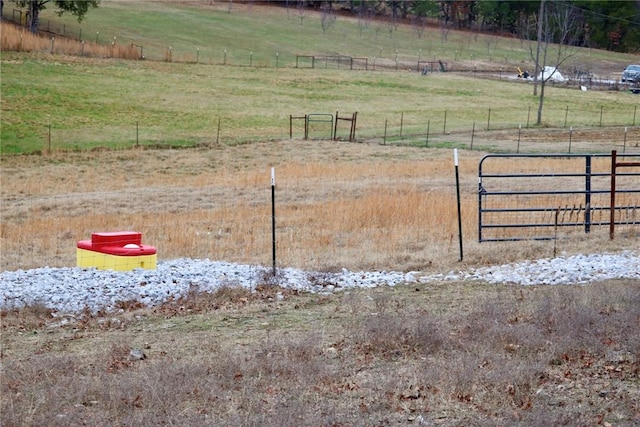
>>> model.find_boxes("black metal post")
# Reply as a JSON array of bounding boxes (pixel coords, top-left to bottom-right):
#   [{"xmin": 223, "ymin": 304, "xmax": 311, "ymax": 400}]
[
  {"xmin": 425, "ymin": 119, "xmax": 430, "ymax": 147},
  {"xmin": 470, "ymin": 122, "xmax": 475, "ymax": 150},
  {"xmin": 216, "ymin": 117, "xmax": 221, "ymax": 144},
  {"xmin": 271, "ymin": 167, "xmax": 276, "ymax": 276},
  {"xmin": 486, "ymin": 108, "xmax": 491, "ymax": 131},
  {"xmin": 454, "ymin": 149, "xmax": 463, "ymax": 261},
  {"xmin": 600, "ymin": 105, "xmax": 604, "ymax": 127},
  {"xmin": 585, "ymin": 155, "xmax": 591, "ymax": 233},
  {"xmin": 383, "ymin": 119, "xmax": 387, "ymax": 145}
]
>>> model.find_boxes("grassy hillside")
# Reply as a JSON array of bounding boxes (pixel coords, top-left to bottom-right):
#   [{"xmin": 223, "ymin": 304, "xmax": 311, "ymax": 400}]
[
  {"xmin": 1, "ymin": 0, "xmax": 639, "ymax": 154},
  {"xmin": 22, "ymin": 0, "xmax": 639, "ymax": 68}
]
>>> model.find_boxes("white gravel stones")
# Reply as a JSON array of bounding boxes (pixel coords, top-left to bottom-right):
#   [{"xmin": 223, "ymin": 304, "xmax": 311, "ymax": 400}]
[
  {"xmin": 1, "ymin": 251, "xmax": 638, "ymax": 316},
  {"xmin": 459, "ymin": 251, "xmax": 640, "ymax": 285}
]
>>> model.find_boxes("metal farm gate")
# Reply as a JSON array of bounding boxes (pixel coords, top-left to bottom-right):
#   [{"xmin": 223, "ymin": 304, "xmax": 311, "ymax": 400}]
[{"xmin": 478, "ymin": 152, "xmax": 640, "ymax": 242}]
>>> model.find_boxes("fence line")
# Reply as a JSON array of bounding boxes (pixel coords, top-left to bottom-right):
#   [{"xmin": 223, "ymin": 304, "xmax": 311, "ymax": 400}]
[
  {"xmin": 4, "ymin": 18, "xmax": 640, "ymax": 154},
  {"xmin": 26, "ymin": 117, "xmax": 640, "ymax": 155},
  {"xmin": 5, "ymin": 14, "xmax": 639, "ymax": 85}
]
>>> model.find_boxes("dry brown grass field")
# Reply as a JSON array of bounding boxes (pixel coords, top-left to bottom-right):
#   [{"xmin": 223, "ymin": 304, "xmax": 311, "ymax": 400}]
[
  {"xmin": 1, "ymin": 141, "xmax": 639, "ymax": 426},
  {"xmin": 1, "ymin": 22, "xmax": 141, "ymax": 59},
  {"xmin": 2, "ymin": 141, "xmax": 636, "ymax": 272}
]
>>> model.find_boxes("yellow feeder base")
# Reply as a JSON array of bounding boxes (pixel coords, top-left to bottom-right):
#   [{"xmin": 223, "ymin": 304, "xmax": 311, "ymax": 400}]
[{"xmin": 77, "ymin": 248, "xmax": 157, "ymax": 271}]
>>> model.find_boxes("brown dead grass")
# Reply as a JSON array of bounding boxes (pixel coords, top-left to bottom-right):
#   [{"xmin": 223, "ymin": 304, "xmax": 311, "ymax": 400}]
[
  {"xmin": 1, "ymin": 141, "xmax": 636, "ymax": 273},
  {"xmin": 1, "ymin": 21, "xmax": 141, "ymax": 59},
  {"xmin": 1, "ymin": 141, "xmax": 639, "ymax": 426},
  {"xmin": 1, "ymin": 279, "xmax": 638, "ymax": 426},
  {"xmin": 1, "ymin": 142, "xmax": 470, "ymax": 272}
]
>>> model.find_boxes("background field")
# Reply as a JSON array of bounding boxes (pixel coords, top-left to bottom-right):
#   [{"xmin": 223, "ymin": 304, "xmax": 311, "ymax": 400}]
[
  {"xmin": 2, "ymin": 0, "xmax": 640, "ymax": 154},
  {"xmin": 1, "ymin": 2, "xmax": 639, "ymax": 426},
  {"xmin": 5, "ymin": 0, "xmax": 638, "ymax": 71}
]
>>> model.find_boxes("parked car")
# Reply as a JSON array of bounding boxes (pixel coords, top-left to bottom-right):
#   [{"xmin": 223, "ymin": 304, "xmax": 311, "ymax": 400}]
[{"xmin": 622, "ymin": 64, "xmax": 640, "ymax": 82}]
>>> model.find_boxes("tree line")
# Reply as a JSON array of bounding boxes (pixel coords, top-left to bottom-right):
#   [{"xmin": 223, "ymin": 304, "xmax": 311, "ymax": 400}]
[{"xmin": 278, "ymin": 0, "xmax": 640, "ymax": 53}]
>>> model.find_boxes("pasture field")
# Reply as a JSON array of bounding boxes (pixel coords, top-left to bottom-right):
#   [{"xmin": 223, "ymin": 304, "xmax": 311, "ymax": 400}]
[
  {"xmin": 1, "ymin": 2, "xmax": 639, "ymax": 426},
  {"xmin": 6, "ymin": 0, "xmax": 638, "ymax": 71},
  {"xmin": 2, "ymin": 0, "xmax": 640, "ymax": 154},
  {"xmin": 1, "ymin": 142, "xmax": 637, "ymax": 273},
  {"xmin": 2, "ymin": 48, "xmax": 639, "ymax": 155}
]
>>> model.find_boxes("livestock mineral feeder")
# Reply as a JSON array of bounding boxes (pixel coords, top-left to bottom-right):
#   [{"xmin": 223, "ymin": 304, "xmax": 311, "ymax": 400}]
[{"xmin": 77, "ymin": 231, "xmax": 157, "ymax": 271}]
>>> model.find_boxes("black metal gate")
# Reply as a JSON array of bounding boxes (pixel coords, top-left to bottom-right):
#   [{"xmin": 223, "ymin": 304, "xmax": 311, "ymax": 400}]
[{"xmin": 478, "ymin": 152, "xmax": 640, "ymax": 242}]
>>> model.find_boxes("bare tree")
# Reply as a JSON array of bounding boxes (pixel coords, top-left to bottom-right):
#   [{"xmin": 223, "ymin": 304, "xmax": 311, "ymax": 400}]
[
  {"xmin": 411, "ymin": 15, "xmax": 428, "ymax": 39},
  {"xmin": 412, "ymin": 0, "xmax": 438, "ymax": 39},
  {"xmin": 531, "ymin": 0, "xmax": 582, "ymax": 125},
  {"xmin": 533, "ymin": 0, "xmax": 545, "ymax": 97},
  {"xmin": 320, "ymin": 2, "xmax": 336, "ymax": 34},
  {"xmin": 486, "ymin": 33, "xmax": 498, "ymax": 60},
  {"xmin": 357, "ymin": 2, "xmax": 372, "ymax": 37},
  {"xmin": 387, "ymin": 15, "xmax": 397, "ymax": 38},
  {"xmin": 440, "ymin": 19, "xmax": 451, "ymax": 43},
  {"xmin": 296, "ymin": 0, "xmax": 307, "ymax": 26}
]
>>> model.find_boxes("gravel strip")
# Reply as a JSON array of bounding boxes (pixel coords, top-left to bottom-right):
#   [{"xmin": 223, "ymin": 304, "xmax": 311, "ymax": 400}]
[{"xmin": 1, "ymin": 251, "xmax": 638, "ymax": 316}]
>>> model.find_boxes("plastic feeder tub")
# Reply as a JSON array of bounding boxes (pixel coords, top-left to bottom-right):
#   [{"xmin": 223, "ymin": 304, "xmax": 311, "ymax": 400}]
[{"xmin": 77, "ymin": 231, "xmax": 157, "ymax": 271}]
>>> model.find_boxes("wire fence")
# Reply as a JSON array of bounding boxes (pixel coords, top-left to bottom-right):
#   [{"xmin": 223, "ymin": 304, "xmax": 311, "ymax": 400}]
[
  {"xmin": 4, "ymin": 11, "xmax": 639, "ymax": 86},
  {"xmin": 2, "ymin": 148, "xmax": 638, "ymax": 273},
  {"xmin": 34, "ymin": 110, "xmax": 640, "ymax": 155},
  {"xmin": 4, "ymin": 14, "xmax": 639, "ymax": 154}
]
